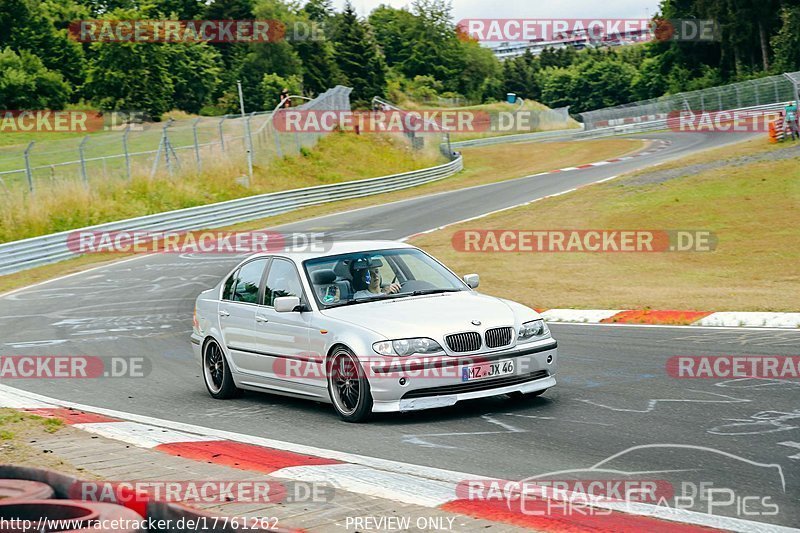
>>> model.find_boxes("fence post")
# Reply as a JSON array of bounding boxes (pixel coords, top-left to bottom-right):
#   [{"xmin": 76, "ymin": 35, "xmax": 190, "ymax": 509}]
[
  {"xmin": 248, "ymin": 111, "xmax": 257, "ymax": 160},
  {"xmin": 78, "ymin": 136, "xmax": 89, "ymax": 187},
  {"xmin": 151, "ymin": 129, "xmax": 165, "ymax": 178},
  {"xmin": 734, "ymin": 86, "xmax": 741, "ymax": 108},
  {"xmin": 237, "ymin": 80, "xmax": 253, "ymax": 183},
  {"xmin": 123, "ymin": 126, "xmax": 132, "ymax": 180},
  {"xmin": 218, "ymin": 117, "xmax": 226, "ymax": 152},
  {"xmin": 163, "ymin": 121, "xmax": 173, "ymax": 175},
  {"xmin": 23, "ymin": 141, "xmax": 35, "ymax": 193},
  {"xmin": 755, "ymin": 83, "xmax": 760, "ymax": 105},
  {"xmin": 193, "ymin": 117, "xmax": 202, "ymax": 172},
  {"xmin": 273, "ymin": 119, "xmax": 283, "ymax": 158}
]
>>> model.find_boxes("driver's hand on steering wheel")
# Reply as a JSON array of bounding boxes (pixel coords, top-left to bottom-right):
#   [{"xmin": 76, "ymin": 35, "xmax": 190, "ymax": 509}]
[{"xmin": 383, "ymin": 282, "xmax": 402, "ymax": 294}]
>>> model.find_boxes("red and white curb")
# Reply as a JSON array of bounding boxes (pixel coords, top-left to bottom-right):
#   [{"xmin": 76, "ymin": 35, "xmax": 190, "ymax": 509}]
[
  {"xmin": 546, "ymin": 139, "xmax": 671, "ymax": 174},
  {"xmin": 1, "ymin": 384, "xmax": 795, "ymax": 532},
  {"xmin": 538, "ymin": 309, "xmax": 800, "ymax": 328}
]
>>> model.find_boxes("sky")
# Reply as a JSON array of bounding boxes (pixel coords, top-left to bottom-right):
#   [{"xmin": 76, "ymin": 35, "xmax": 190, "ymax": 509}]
[{"xmin": 330, "ymin": 0, "xmax": 663, "ymax": 21}]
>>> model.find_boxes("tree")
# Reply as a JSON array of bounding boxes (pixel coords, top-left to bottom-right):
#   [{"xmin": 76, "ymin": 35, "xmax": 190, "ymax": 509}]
[
  {"xmin": 168, "ymin": 43, "xmax": 223, "ymax": 114},
  {"xmin": 84, "ymin": 41, "xmax": 175, "ymax": 118},
  {"xmin": 539, "ymin": 68, "xmax": 577, "ymax": 110},
  {"xmin": 0, "ymin": 0, "xmax": 85, "ymax": 90},
  {"xmin": 303, "ymin": 0, "xmax": 333, "ymax": 23},
  {"xmin": 771, "ymin": 6, "xmax": 800, "ymax": 73},
  {"xmin": 261, "ymin": 72, "xmax": 302, "ymax": 109},
  {"xmin": 0, "ymin": 47, "xmax": 71, "ymax": 109},
  {"xmin": 331, "ymin": 2, "xmax": 386, "ymax": 106}
]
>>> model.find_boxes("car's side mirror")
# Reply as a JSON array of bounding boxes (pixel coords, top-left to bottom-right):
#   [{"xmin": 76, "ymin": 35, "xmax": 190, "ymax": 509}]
[
  {"xmin": 463, "ymin": 274, "xmax": 480, "ymax": 289},
  {"xmin": 274, "ymin": 296, "xmax": 301, "ymax": 313}
]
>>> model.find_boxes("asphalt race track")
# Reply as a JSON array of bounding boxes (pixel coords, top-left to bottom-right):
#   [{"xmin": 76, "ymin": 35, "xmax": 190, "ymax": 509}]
[{"xmin": 1, "ymin": 131, "xmax": 797, "ymax": 528}]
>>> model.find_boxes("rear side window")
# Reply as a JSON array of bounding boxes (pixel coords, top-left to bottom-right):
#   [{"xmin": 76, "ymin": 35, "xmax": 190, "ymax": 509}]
[
  {"xmin": 263, "ymin": 259, "xmax": 303, "ymax": 306},
  {"xmin": 222, "ymin": 269, "xmax": 240, "ymax": 301},
  {"xmin": 228, "ymin": 259, "xmax": 267, "ymax": 304}
]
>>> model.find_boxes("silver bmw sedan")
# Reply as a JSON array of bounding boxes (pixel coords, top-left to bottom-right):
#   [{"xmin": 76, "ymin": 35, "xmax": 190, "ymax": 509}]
[{"xmin": 191, "ymin": 241, "xmax": 557, "ymax": 422}]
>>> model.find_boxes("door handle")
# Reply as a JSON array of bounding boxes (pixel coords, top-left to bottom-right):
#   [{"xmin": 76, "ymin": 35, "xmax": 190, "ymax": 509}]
[
  {"xmin": 255, "ymin": 315, "xmax": 269, "ymax": 323},
  {"xmin": 219, "ymin": 310, "xmax": 230, "ymax": 317}
]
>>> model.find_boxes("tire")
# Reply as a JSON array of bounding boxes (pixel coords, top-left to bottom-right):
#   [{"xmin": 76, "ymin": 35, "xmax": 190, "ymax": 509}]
[
  {"xmin": 509, "ymin": 389, "xmax": 547, "ymax": 401},
  {"xmin": 327, "ymin": 346, "xmax": 373, "ymax": 423},
  {"xmin": 0, "ymin": 479, "xmax": 54, "ymax": 500},
  {"xmin": 0, "ymin": 500, "xmax": 144, "ymax": 532},
  {"xmin": 203, "ymin": 339, "xmax": 241, "ymax": 399}
]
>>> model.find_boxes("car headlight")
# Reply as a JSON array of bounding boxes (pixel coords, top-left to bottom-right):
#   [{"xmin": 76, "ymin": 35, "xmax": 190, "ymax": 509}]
[
  {"xmin": 373, "ymin": 338, "xmax": 444, "ymax": 357},
  {"xmin": 518, "ymin": 319, "xmax": 549, "ymax": 342}
]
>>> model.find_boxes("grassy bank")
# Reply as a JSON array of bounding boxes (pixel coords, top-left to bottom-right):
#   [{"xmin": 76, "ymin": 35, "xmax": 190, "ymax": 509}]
[
  {"xmin": 0, "ymin": 133, "xmax": 440, "ymax": 243},
  {"xmin": 411, "ymin": 137, "xmax": 800, "ymax": 312}
]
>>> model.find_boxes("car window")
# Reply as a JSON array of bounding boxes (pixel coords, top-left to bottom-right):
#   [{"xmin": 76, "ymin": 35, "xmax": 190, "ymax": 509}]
[
  {"xmin": 263, "ymin": 259, "xmax": 303, "ymax": 307},
  {"xmin": 231, "ymin": 259, "xmax": 267, "ymax": 304},
  {"xmin": 222, "ymin": 268, "xmax": 240, "ymax": 301},
  {"xmin": 401, "ymin": 253, "xmax": 457, "ymax": 286},
  {"xmin": 304, "ymin": 248, "xmax": 467, "ymax": 308}
]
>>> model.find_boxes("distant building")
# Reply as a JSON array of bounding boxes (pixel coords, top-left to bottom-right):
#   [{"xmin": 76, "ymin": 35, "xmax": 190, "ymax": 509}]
[{"xmin": 487, "ymin": 27, "xmax": 651, "ymax": 61}]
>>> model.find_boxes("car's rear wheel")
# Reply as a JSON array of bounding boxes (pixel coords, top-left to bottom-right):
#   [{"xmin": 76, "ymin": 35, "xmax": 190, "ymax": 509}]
[
  {"xmin": 328, "ymin": 346, "xmax": 373, "ymax": 423},
  {"xmin": 509, "ymin": 389, "xmax": 547, "ymax": 401},
  {"xmin": 203, "ymin": 339, "xmax": 241, "ymax": 399}
]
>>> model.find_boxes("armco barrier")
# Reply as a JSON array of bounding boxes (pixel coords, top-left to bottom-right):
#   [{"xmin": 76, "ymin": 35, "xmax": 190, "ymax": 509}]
[{"xmin": 0, "ymin": 156, "xmax": 463, "ymax": 276}]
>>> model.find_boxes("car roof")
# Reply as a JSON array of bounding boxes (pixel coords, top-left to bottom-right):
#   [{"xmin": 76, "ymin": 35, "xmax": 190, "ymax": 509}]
[{"xmin": 247, "ymin": 240, "xmax": 417, "ymax": 264}]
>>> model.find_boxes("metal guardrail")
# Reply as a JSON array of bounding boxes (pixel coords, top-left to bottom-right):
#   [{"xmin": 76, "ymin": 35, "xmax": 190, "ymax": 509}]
[{"xmin": 0, "ymin": 156, "xmax": 463, "ymax": 276}]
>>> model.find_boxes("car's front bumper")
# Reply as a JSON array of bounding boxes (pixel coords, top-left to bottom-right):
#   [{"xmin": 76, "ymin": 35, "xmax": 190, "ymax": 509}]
[{"xmin": 368, "ymin": 339, "xmax": 558, "ymax": 413}]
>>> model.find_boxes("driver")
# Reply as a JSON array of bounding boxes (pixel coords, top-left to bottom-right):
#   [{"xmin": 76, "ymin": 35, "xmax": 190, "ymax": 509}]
[{"xmin": 352, "ymin": 259, "xmax": 401, "ymax": 299}]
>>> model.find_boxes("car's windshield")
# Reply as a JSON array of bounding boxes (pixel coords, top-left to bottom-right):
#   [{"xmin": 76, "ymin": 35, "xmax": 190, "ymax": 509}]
[{"xmin": 304, "ymin": 248, "xmax": 467, "ymax": 308}]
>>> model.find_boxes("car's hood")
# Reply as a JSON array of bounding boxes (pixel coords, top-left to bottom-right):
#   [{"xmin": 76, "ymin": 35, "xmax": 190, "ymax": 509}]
[{"xmin": 320, "ymin": 291, "xmax": 527, "ymax": 339}]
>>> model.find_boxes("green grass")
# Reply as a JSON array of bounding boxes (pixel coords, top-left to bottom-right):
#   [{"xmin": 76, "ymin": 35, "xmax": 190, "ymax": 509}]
[
  {"xmin": 0, "ymin": 132, "xmax": 442, "ymax": 243},
  {"xmin": 412, "ymin": 137, "xmax": 800, "ymax": 312}
]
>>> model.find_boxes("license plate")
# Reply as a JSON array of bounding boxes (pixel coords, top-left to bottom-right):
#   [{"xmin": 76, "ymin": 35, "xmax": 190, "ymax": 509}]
[{"xmin": 461, "ymin": 358, "xmax": 515, "ymax": 382}]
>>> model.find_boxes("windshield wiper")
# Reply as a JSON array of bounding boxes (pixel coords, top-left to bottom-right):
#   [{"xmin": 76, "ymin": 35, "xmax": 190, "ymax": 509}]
[
  {"xmin": 327, "ymin": 295, "xmax": 394, "ymax": 308},
  {"xmin": 406, "ymin": 289, "xmax": 462, "ymax": 297}
]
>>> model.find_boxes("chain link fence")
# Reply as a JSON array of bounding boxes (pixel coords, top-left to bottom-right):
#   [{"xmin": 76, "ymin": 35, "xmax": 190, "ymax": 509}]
[
  {"xmin": 578, "ymin": 72, "xmax": 800, "ymax": 130},
  {"xmin": 0, "ymin": 85, "xmax": 353, "ymax": 195}
]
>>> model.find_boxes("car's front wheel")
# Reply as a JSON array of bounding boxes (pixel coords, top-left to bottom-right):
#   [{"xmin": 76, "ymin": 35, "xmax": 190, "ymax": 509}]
[
  {"xmin": 327, "ymin": 346, "xmax": 373, "ymax": 423},
  {"xmin": 203, "ymin": 339, "xmax": 241, "ymax": 399}
]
